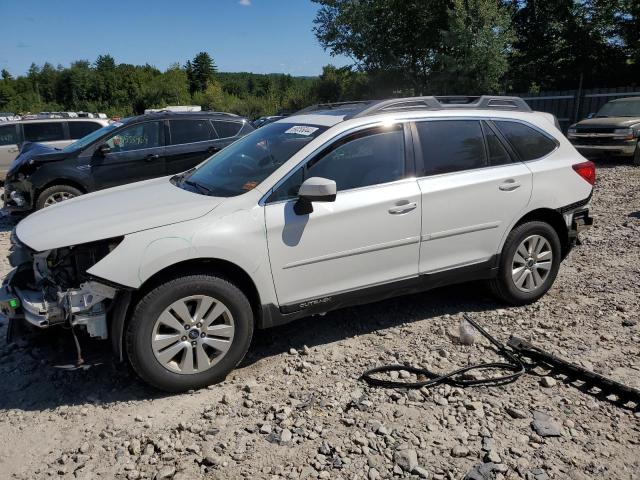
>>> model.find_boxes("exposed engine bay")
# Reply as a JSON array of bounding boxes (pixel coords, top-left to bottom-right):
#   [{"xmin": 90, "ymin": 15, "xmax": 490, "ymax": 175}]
[{"xmin": 0, "ymin": 232, "xmax": 123, "ymax": 339}]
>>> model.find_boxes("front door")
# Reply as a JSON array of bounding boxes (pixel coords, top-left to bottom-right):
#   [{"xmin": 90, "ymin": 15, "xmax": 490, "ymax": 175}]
[
  {"xmin": 0, "ymin": 124, "xmax": 20, "ymax": 177},
  {"xmin": 264, "ymin": 124, "xmax": 422, "ymax": 308},
  {"xmin": 414, "ymin": 119, "xmax": 533, "ymax": 273},
  {"xmin": 90, "ymin": 121, "xmax": 166, "ymax": 189}
]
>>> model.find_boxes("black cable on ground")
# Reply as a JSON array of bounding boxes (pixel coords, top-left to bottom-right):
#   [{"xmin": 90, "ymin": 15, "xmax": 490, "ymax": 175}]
[{"xmin": 360, "ymin": 314, "xmax": 525, "ymax": 389}]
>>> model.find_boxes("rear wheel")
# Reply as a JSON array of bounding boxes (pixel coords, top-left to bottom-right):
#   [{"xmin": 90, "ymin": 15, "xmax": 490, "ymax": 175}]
[
  {"xmin": 126, "ymin": 274, "xmax": 254, "ymax": 392},
  {"xmin": 36, "ymin": 184, "xmax": 83, "ymax": 209},
  {"xmin": 489, "ymin": 221, "xmax": 561, "ymax": 305}
]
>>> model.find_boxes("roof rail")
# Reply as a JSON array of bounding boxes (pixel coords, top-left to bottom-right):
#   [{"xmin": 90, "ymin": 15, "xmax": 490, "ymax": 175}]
[
  {"xmin": 349, "ymin": 95, "xmax": 532, "ymax": 118},
  {"xmin": 295, "ymin": 101, "xmax": 373, "ymax": 114}
]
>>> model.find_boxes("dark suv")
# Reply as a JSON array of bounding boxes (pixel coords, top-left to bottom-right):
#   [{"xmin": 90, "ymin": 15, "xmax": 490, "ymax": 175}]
[
  {"xmin": 567, "ymin": 96, "xmax": 640, "ymax": 165},
  {"xmin": 3, "ymin": 111, "xmax": 254, "ymax": 211}
]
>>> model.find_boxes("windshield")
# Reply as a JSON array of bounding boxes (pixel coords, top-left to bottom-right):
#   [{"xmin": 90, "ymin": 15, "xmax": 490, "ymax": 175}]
[
  {"xmin": 596, "ymin": 99, "xmax": 640, "ymax": 118},
  {"xmin": 178, "ymin": 122, "xmax": 328, "ymax": 197},
  {"xmin": 61, "ymin": 122, "xmax": 120, "ymax": 152}
]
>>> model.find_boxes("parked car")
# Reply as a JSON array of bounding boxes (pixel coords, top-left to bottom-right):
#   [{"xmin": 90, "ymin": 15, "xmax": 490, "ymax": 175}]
[
  {"xmin": 0, "ymin": 116, "xmax": 109, "ymax": 180},
  {"xmin": 253, "ymin": 115, "xmax": 287, "ymax": 129},
  {"xmin": 567, "ymin": 96, "xmax": 640, "ymax": 165},
  {"xmin": 3, "ymin": 111, "xmax": 254, "ymax": 211},
  {"xmin": 1, "ymin": 96, "xmax": 594, "ymax": 391}
]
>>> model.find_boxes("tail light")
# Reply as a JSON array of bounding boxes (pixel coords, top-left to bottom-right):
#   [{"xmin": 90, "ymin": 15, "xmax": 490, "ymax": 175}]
[{"xmin": 572, "ymin": 161, "xmax": 596, "ymax": 185}]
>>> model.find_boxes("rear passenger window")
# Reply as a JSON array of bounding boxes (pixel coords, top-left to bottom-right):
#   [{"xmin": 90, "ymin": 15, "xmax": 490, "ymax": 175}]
[
  {"xmin": 23, "ymin": 122, "xmax": 65, "ymax": 142},
  {"xmin": 212, "ymin": 120, "xmax": 242, "ymax": 138},
  {"xmin": 416, "ymin": 120, "xmax": 486, "ymax": 175},
  {"xmin": 0, "ymin": 125, "xmax": 18, "ymax": 145},
  {"xmin": 493, "ymin": 121, "xmax": 557, "ymax": 161},
  {"xmin": 482, "ymin": 121, "xmax": 512, "ymax": 166},
  {"xmin": 68, "ymin": 121, "xmax": 102, "ymax": 139},
  {"xmin": 169, "ymin": 119, "xmax": 212, "ymax": 145}
]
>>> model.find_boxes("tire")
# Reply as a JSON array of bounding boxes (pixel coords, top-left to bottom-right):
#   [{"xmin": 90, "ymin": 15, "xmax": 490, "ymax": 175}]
[
  {"xmin": 36, "ymin": 184, "xmax": 83, "ymax": 210},
  {"xmin": 126, "ymin": 274, "xmax": 254, "ymax": 392},
  {"xmin": 489, "ymin": 221, "xmax": 561, "ymax": 305},
  {"xmin": 633, "ymin": 142, "xmax": 640, "ymax": 166}
]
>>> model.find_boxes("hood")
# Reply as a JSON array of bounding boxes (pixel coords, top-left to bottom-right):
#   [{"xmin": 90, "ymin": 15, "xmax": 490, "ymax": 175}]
[
  {"xmin": 16, "ymin": 176, "xmax": 223, "ymax": 251},
  {"xmin": 7, "ymin": 142, "xmax": 69, "ymax": 176},
  {"xmin": 575, "ymin": 117, "xmax": 640, "ymax": 129}
]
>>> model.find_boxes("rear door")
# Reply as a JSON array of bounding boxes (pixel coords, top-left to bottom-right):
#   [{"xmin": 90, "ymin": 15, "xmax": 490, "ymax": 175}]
[
  {"xmin": 164, "ymin": 118, "xmax": 218, "ymax": 175},
  {"xmin": 90, "ymin": 121, "xmax": 166, "ymax": 189},
  {"xmin": 414, "ymin": 119, "xmax": 533, "ymax": 273},
  {"xmin": 0, "ymin": 123, "xmax": 20, "ymax": 176}
]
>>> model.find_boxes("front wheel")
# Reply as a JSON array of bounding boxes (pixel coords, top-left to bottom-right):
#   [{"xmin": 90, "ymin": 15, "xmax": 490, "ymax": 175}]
[
  {"xmin": 489, "ymin": 221, "xmax": 561, "ymax": 305},
  {"xmin": 126, "ymin": 274, "xmax": 254, "ymax": 392},
  {"xmin": 36, "ymin": 184, "xmax": 83, "ymax": 209}
]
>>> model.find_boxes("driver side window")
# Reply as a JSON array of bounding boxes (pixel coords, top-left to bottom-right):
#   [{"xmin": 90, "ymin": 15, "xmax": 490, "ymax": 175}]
[
  {"xmin": 105, "ymin": 122, "xmax": 163, "ymax": 152},
  {"xmin": 268, "ymin": 125, "xmax": 406, "ymax": 203}
]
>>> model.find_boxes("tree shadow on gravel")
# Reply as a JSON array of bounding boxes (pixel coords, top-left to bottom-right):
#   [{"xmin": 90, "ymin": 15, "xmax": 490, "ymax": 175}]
[{"xmin": 0, "ymin": 282, "xmax": 501, "ymax": 413}]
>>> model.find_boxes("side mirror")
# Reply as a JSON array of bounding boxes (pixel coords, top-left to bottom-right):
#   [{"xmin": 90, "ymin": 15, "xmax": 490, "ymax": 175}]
[
  {"xmin": 96, "ymin": 143, "xmax": 111, "ymax": 156},
  {"xmin": 294, "ymin": 177, "xmax": 336, "ymax": 215}
]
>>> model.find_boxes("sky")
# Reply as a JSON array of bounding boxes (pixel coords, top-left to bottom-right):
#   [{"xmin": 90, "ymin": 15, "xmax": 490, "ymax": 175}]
[{"xmin": 0, "ymin": 0, "xmax": 351, "ymax": 77}]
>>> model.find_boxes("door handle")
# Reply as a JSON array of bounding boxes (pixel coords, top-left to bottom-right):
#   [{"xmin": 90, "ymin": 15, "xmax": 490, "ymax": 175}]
[
  {"xmin": 388, "ymin": 201, "xmax": 417, "ymax": 214},
  {"xmin": 499, "ymin": 179, "xmax": 521, "ymax": 191},
  {"xmin": 145, "ymin": 154, "xmax": 159, "ymax": 161}
]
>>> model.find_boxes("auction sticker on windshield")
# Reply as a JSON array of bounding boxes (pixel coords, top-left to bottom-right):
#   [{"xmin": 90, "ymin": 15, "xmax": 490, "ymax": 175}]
[{"xmin": 284, "ymin": 126, "xmax": 319, "ymax": 136}]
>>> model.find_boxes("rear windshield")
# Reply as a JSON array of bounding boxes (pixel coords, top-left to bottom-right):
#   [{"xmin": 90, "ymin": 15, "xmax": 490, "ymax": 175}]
[{"xmin": 178, "ymin": 122, "xmax": 327, "ymax": 197}]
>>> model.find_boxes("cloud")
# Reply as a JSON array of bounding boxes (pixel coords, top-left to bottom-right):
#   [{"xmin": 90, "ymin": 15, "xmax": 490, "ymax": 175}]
[
  {"xmin": 238, "ymin": 0, "xmax": 251, "ymax": 5},
  {"xmin": 16, "ymin": 42, "xmax": 31, "ymax": 49}
]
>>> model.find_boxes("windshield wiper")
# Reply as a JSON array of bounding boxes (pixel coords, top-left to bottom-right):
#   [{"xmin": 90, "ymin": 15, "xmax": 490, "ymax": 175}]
[{"xmin": 183, "ymin": 179, "xmax": 213, "ymax": 195}]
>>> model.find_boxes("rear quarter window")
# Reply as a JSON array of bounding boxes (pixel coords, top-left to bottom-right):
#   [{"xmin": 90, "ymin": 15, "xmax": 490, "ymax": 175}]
[
  {"xmin": 0, "ymin": 124, "xmax": 18, "ymax": 145},
  {"xmin": 212, "ymin": 120, "xmax": 243, "ymax": 138},
  {"xmin": 493, "ymin": 120, "xmax": 557, "ymax": 161}
]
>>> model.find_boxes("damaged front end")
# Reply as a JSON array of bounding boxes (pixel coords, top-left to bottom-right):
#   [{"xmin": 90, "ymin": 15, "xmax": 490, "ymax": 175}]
[{"xmin": 0, "ymin": 231, "xmax": 124, "ymax": 340}]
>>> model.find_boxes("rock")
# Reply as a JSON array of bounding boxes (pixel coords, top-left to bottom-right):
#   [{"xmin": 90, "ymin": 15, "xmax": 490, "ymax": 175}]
[
  {"xmin": 79, "ymin": 442, "xmax": 90, "ymax": 454},
  {"xmin": 259, "ymin": 423, "xmax": 272, "ymax": 434},
  {"xmin": 532, "ymin": 411, "xmax": 562, "ymax": 437},
  {"xmin": 154, "ymin": 466, "xmax": 176, "ymax": 479},
  {"xmin": 484, "ymin": 449, "xmax": 501, "ymax": 463},
  {"xmin": 129, "ymin": 438, "xmax": 141, "ymax": 455},
  {"xmin": 464, "ymin": 463, "xmax": 498, "ymax": 480},
  {"xmin": 506, "ymin": 406, "xmax": 529, "ymax": 419},
  {"xmin": 394, "ymin": 449, "xmax": 418, "ymax": 472},
  {"xmin": 622, "ymin": 319, "xmax": 637, "ymax": 327},
  {"xmin": 413, "ymin": 466, "xmax": 429, "ymax": 478},
  {"xmin": 451, "ymin": 445, "xmax": 469, "ymax": 457},
  {"xmin": 280, "ymin": 428, "xmax": 292, "ymax": 444},
  {"xmin": 540, "ymin": 376, "xmax": 557, "ymax": 388}
]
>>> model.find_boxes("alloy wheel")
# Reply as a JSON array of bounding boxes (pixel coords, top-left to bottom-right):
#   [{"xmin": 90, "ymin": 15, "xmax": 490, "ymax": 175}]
[
  {"xmin": 43, "ymin": 191, "xmax": 76, "ymax": 207},
  {"xmin": 511, "ymin": 234, "xmax": 553, "ymax": 292},
  {"xmin": 151, "ymin": 295, "xmax": 235, "ymax": 374}
]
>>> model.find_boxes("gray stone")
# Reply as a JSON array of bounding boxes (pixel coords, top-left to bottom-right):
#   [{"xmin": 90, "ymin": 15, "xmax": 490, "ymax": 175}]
[
  {"xmin": 451, "ymin": 445, "xmax": 469, "ymax": 457},
  {"xmin": 464, "ymin": 463, "xmax": 498, "ymax": 480},
  {"xmin": 532, "ymin": 411, "xmax": 562, "ymax": 437},
  {"xmin": 154, "ymin": 466, "xmax": 176, "ymax": 480},
  {"xmin": 394, "ymin": 449, "xmax": 418, "ymax": 472},
  {"xmin": 540, "ymin": 376, "xmax": 557, "ymax": 388},
  {"xmin": 280, "ymin": 428, "xmax": 292, "ymax": 444},
  {"xmin": 506, "ymin": 406, "xmax": 529, "ymax": 419}
]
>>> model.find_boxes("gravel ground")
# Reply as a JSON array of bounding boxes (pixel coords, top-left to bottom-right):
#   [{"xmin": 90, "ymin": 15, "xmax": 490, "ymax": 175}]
[{"xmin": 0, "ymin": 161, "xmax": 638, "ymax": 480}]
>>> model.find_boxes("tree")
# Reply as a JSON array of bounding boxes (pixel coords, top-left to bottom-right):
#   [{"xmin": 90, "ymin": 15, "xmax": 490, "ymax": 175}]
[
  {"xmin": 313, "ymin": 0, "xmax": 450, "ymax": 93},
  {"xmin": 188, "ymin": 52, "xmax": 217, "ymax": 93},
  {"xmin": 431, "ymin": 0, "xmax": 514, "ymax": 94}
]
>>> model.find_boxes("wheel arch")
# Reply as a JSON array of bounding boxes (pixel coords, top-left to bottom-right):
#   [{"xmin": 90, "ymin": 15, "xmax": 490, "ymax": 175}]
[
  {"xmin": 35, "ymin": 178, "xmax": 88, "ymax": 201},
  {"xmin": 112, "ymin": 257, "xmax": 263, "ymax": 362},
  {"xmin": 510, "ymin": 208, "xmax": 569, "ymax": 257}
]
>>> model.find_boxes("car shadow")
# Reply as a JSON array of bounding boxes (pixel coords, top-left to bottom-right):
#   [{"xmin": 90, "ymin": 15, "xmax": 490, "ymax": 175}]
[
  {"xmin": 0, "ymin": 210, "xmax": 19, "ymax": 233},
  {"xmin": 0, "ymin": 282, "xmax": 502, "ymax": 412}
]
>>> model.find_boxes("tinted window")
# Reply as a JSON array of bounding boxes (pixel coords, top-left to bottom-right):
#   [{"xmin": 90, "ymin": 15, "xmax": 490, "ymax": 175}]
[
  {"xmin": 0, "ymin": 125, "xmax": 18, "ymax": 146},
  {"xmin": 169, "ymin": 119, "xmax": 213, "ymax": 145},
  {"xmin": 482, "ymin": 121, "xmax": 512, "ymax": 166},
  {"xmin": 494, "ymin": 121, "xmax": 556, "ymax": 161},
  {"xmin": 269, "ymin": 126, "xmax": 405, "ymax": 202},
  {"xmin": 68, "ymin": 121, "xmax": 102, "ymax": 139},
  {"xmin": 213, "ymin": 120, "xmax": 242, "ymax": 138},
  {"xmin": 417, "ymin": 120, "xmax": 486, "ymax": 175},
  {"xmin": 23, "ymin": 122, "xmax": 65, "ymax": 142},
  {"xmin": 104, "ymin": 121, "xmax": 162, "ymax": 152}
]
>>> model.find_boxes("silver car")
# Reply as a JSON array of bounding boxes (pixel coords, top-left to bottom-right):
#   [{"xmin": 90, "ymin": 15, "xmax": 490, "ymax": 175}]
[{"xmin": 0, "ymin": 117, "xmax": 109, "ymax": 179}]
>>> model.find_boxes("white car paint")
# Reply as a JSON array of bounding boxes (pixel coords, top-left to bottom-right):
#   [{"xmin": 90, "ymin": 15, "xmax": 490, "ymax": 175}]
[{"xmin": 15, "ymin": 106, "xmax": 593, "ymax": 312}]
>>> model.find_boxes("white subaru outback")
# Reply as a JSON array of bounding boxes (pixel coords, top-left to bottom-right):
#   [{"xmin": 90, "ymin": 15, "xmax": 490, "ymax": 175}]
[{"xmin": 1, "ymin": 96, "xmax": 594, "ymax": 391}]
